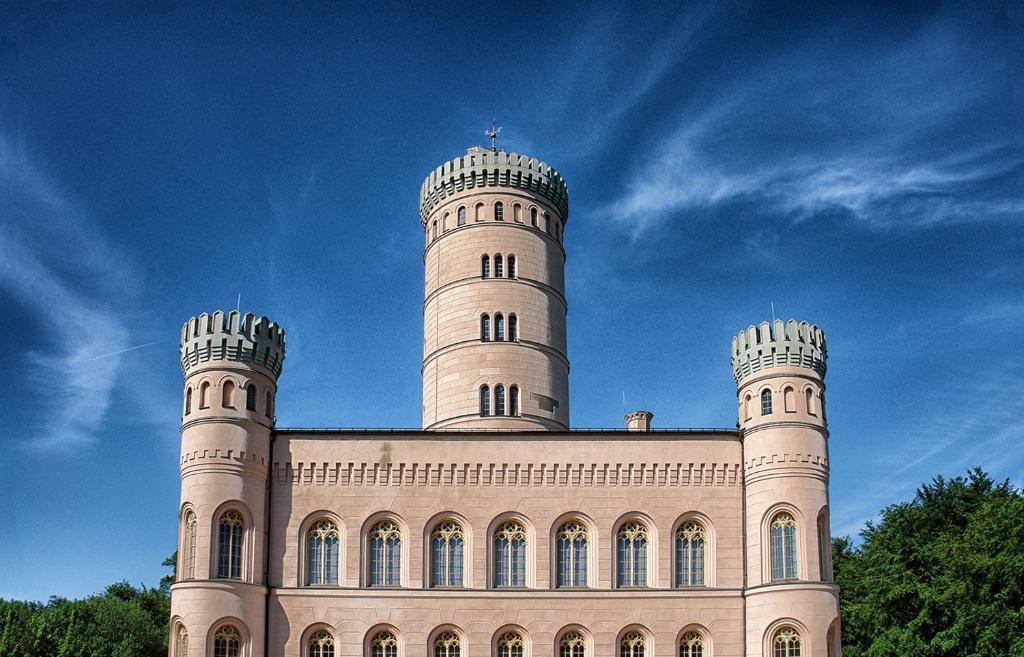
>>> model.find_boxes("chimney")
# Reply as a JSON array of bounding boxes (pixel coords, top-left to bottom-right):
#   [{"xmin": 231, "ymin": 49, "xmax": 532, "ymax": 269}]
[{"xmin": 625, "ymin": 411, "xmax": 654, "ymax": 432}]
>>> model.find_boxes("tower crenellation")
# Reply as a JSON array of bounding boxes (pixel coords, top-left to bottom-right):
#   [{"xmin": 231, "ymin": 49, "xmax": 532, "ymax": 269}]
[
  {"xmin": 731, "ymin": 319, "xmax": 826, "ymax": 383},
  {"xmin": 180, "ymin": 310, "xmax": 286, "ymax": 378}
]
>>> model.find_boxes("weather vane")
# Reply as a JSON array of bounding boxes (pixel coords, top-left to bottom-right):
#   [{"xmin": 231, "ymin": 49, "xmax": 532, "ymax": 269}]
[{"xmin": 485, "ymin": 119, "xmax": 502, "ymax": 152}]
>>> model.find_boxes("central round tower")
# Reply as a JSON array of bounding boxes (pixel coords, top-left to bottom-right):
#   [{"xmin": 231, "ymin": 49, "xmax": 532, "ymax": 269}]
[{"xmin": 420, "ymin": 146, "xmax": 570, "ymax": 430}]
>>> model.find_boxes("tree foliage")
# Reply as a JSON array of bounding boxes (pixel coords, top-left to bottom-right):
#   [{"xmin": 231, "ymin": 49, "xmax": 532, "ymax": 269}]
[{"xmin": 834, "ymin": 468, "xmax": 1024, "ymax": 657}]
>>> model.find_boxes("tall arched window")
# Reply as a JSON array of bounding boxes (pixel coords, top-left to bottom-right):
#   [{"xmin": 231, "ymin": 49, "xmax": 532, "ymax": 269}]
[
  {"xmin": 494, "ymin": 521, "xmax": 527, "ymax": 587},
  {"xmin": 442, "ymin": 213, "xmax": 450, "ymax": 232},
  {"xmin": 494, "ymin": 201, "xmax": 504, "ymax": 221},
  {"xmin": 818, "ymin": 512, "xmax": 830, "ymax": 581},
  {"xmin": 507, "ymin": 255, "xmax": 516, "ymax": 278},
  {"xmin": 679, "ymin": 632, "xmax": 703, "ymax": 657},
  {"xmin": 495, "ymin": 314, "xmax": 505, "ymax": 341},
  {"xmin": 676, "ymin": 522, "xmax": 705, "ymax": 586},
  {"xmin": 761, "ymin": 389, "xmax": 773, "ymax": 415},
  {"xmin": 497, "ymin": 631, "xmax": 524, "ymax": 657},
  {"xmin": 265, "ymin": 391, "xmax": 273, "ymax": 418},
  {"xmin": 509, "ymin": 386, "xmax": 519, "ymax": 416},
  {"xmin": 784, "ymin": 387, "xmax": 795, "ymax": 412},
  {"xmin": 495, "ymin": 254, "xmax": 504, "ymax": 278},
  {"xmin": 431, "ymin": 521, "xmax": 464, "ymax": 587},
  {"xmin": 222, "ymin": 380, "xmax": 235, "ymax": 408},
  {"xmin": 175, "ymin": 626, "xmax": 189, "ymax": 657},
  {"xmin": 482, "ymin": 255, "xmax": 490, "ymax": 278},
  {"xmin": 806, "ymin": 388, "xmax": 816, "ymax": 415},
  {"xmin": 458, "ymin": 207, "xmax": 466, "ymax": 226},
  {"xmin": 617, "ymin": 521, "xmax": 648, "ymax": 587},
  {"xmin": 481, "ymin": 315, "xmax": 491, "ymax": 342},
  {"xmin": 307, "ymin": 519, "xmax": 340, "ymax": 585},
  {"xmin": 475, "ymin": 203, "xmax": 483, "ymax": 221},
  {"xmin": 743, "ymin": 394, "xmax": 752, "ymax": 420},
  {"xmin": 199, "ymin": 382, "xmax": 210, "ymax": 409},
  {"xmin": 217, "ymin": 511, "xmax": 244, "ymax": 579},
  {"xmin": 544, "ymin": 212, "xmax": 551, "ymax": 233},
  {"xmin": 513, "ymin": 204, "xmax": 522, "ymax": 223},
  {"xmin": 530, "ymin": 208, "xmax": 538, "ymax": 227},
  {"xmin": 182, "ymin": 510, "xmax": 197, "ymax": 580},
  {"xmin": 185, "ymin": 387, "xmax": 192, "ymax": 415},
  {"xmin": 480, "ymin": 386, "xmax": 490, "ymax": 416},
  {"xmin": 771, "ymin": 513, "xmax": 798, "ymax": 581},
  {"xmin": 555, "ymin": 222, "xmax": 561, "ymax": 241},
  {"xmin": 245, "ymin": 384, "xmax": 257, "ymax": 411},
  {"xmin": 371, "ymin": 631, "xmax": 398, "ymax": 657},
  {"xmin": 508, "ymin": 315, "xmax": 517, "ymax": 341},
  {"xmin": 495, "ymin": 384, "xmax": 506, "ymax": 416},
  {"xmin": 620, "ymin": 632, "xmax": 645, "ymax": 657},
  {"xmin": 309, "ymin": 631, "xmax": 335, "ymax": 657},
  {"xmin": 434, "ymin": 632, "xmax": 460, "ymax": 657},
  {"xmin": 213, "ymin": 626, "xmax": 241, "ymax": 657},
  {"xmin": 556, "ymin": 521, "xmax": 588, "ymax": 587},
  {"xmin": 773, "ymin": 628, "xmax": 801, "ymax": 657},
  {"xmin": 559, "ymin": 632, "xmax": 586, "ymax": 657},
  {"xmin": 368, "ymin": 521, "xmax": 402, "ymax": 586},
  {"xmin": 432, "ymin": 220, "xmax": 437, "ymax": 240}
]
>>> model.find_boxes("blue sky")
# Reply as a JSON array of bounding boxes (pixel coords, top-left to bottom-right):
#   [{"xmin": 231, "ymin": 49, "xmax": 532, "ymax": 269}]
[{"xmin": 1, "ymin": 1, "xmax": 1020, "ymax": 600}]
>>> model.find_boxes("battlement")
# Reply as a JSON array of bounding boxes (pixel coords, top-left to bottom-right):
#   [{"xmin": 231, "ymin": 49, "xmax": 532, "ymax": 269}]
[
  {"xmin": 419, "ymin": 148, "xmax": 569, "ymax": 223},
  {"xmin": 731, "ymin": 319, "xmax": 826, "ymax": 383},
  {"xmin": 180, "ymin": 310, "xmax": 286, "ymax": 378}
]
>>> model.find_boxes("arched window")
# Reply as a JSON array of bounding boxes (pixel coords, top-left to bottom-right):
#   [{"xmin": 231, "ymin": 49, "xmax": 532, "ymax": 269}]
[
  {"xmin": 182, "ymin": 510, "xmax": 197, "ymax": 580},
  {"xmin": 475, "ymin": 203, "xmax": 483, "ymax": 221},
  {"xmin": 507, "ymin": 255, "xmax": 516, "ymax": 278},
  {"xmin": 784, "ymin": 387, "xmax": 795, "ymax": 412},
  {"xmin": 495, "ymin": 314, "xmax": 505, "ymax": 341},
  {"xmin": 676, "ymin": 522, "xmax": 705, "ymax": 586},
  {"xmin": 221, "ymin": 380, "xmax": 235, "ymax": 408},
  {"xmin": 434, "ymin": 632, "xmax": 461, "ymax": 657},
  {"xmin": 494, "ymin": 201, "xmax": 504, "ymax": 221},
  {"xmin": 371, "ymin": 631, "xmax": 398, "ymax": 657},
  {"xmin": 555, "ymin": 222, "xmax": 561, "ymax": 241},
  {"xmin": 544, "ymin": 212, "xmax": 551, "ymax": 233},
  {"xmin": 494, "ymin": 521, "xmax": 527, "ymax": 587},
  {"xmin": 458, "ymin": 207, "xmax": 466, "ymax": 226},
  {"xmin": 559, "ymin": 631, "xmax": 586, "ymax": 657},
  {"xmin": 481, "ymin": 315, "xmax": 491, "ymax": 342},
  {"xmin": 806, "ymin": 388, "xmax": 816, "ymax": 415},
  {"xmin": 307, "ymin": 519, "xmax": 340, "ymax": 585},
  {"xmin": 213, "ymin": 625, "xmax": 241, "ymax": 657},
  {"xmin": 818, "ymin": 512, "xmax": 830, "ymax": 581},
  {"xmin": 513, "ymin": 204, "xmax": 522, "ymax": 223},
  {"xmin": 743, "ymin": 394, "xmax": 752, "ymax": 420},
  {"xmin": 620, "ymin": 632, "xmax": 645, "ymax": 657},
  {"xmin": 679, "ymin": 632, "xmax": 703, "ymax": 657},
  {"xmin": 245, "ymin": 384, "xmax": 257, "ymax": 411},
  {"xmin": 771, "ymin": 513, "xmax": 798, "ymax": 581},
  {"xmin": 175, "ymin": 626, "xmax": 189, "ymax": 657},
  {"xmin": 185, "ymin": 387, "xmax": 192, "ymax": 415},
  {"xmin": 217, "ymin": 511, "xmax": 244, "ymax": 579},
  {"xmin": 761, "ymin": 389, "xmax": 773, "ymax": 415},
  {"xmin": 556, "ymin": 521, "xmax": 588, "ymax": 587},
  {"xmin": 432, "ymin": 220, "xmax": 437, "ymax": 240},
  {"xmin": 480, "ymin": 386, "xmax": 490, "ymax": 416},
  {"xmin": 530, "ymin": 208, "xmax": 538, "ymax": 227},
  {"xmin": 431, "ymin": 521, "xmax": 464, "ymax": 587},
  {"xmin": 495, "ymin": 254, "xmax": 504, "ymax": 278},
  {"xmin": 199, "ymin": 382, "xmax": 210, "ymax": 409},
  {"xmin": 509, "ymin": 386, "xmax": 519, "ymax": 416},
  {"xmin": 309, "ymin": 631, "xmax": 335, "ymax": 657},
  {"xmin": 495, "ymin": 384, "xmax": 506, "ymax": 416},
  {"xmin": 617, "ymin": 521, "xmax": 648, "ymax": 587},
  {"xmin": 265, "ymin": 391, "xmax": 273, "ymax": 418},
  {"xmin": 497, "ymin": 631, "xmax": 524, "ymax": 657},
  {"xmin": 482, "ymin": 255, "xmax": 490, "ymax": 279},
  {"xmin": 772, "ymin": 628, "xmax": 801, "ymax": 657},
  {"xmin": 508, "ymin": 314, "xmax": 518, "ymax": 341},
  {"xmin": 368, "ymin": 521, "xmax": 402, "ymax": 587},
  {"xmin": 442, "ymin": 213, "xmax": 450, "ymax": 232}
]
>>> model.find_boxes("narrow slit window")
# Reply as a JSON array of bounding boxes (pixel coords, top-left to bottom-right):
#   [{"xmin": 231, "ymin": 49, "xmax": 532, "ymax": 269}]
[
  {"xmin": 185, "ymin": 387, "xmax": 192, "ymax": 415},
  {"xmin": 480, "ymin": 386, "xmax": 490, "ymax": 416},
  {"xmin": 530, "ymin": 208, "xmax": 538, "ymax": 227},
  {"xmin": 495, "ymin": 201, "xmax": 504, "ymax": 221},
  {"xmin": 245, "ymin": 384, "xmax": 257, "ymax": 411},
  {"xmin": 507, "ymin": 255, "xmax": 516, "ymax": 278},
  {"xmin": 482, "ymin": 255, "xmax": 490, "ymax": 279},
  {"xmin": 509, "ymin": 386, "xmax": 519, "ymax": 416},
  {"xmin": 495, "ymin": 255, "xmax": 504, "ymax": 278},
  {"xmin": 495, "ymin": 314, "xmax": 505, "ymax": 341},
  {"xmin": 458, "ymin": 206, "xmax": 466, "ymax": 226},
  {"xmin": 481, "ymin": 315, "xmax": 490, "ymax": 342},
  {"xmin": 495, "ymin": 384, "xmax": 505, "ymax": 416},
  {"xmin": 509, "ymin": 314, "xmax": 517, "ymax": 341},
  {"xmin": 761, "ymin": 389, "xmax": 773, "ymax": 415},
  {"xmin": 771, "ymin": 512, "xmax": 798, "ymax": 580}
]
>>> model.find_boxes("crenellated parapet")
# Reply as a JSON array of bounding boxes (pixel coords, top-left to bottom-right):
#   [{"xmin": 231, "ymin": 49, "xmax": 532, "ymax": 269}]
[
  {"xmin": 419, "ymin": 147, "xmax": 569, "ymax": 223},
  {"xmin": 180, "ymin": 310, "xmax": 286, "ymax": 378},
  {"xmin": 732, "ymin": 319, "xmax": 826, "ymax": 383}
]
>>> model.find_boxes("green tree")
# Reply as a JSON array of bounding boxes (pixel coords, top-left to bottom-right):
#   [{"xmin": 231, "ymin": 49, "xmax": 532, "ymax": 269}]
[{"xmin": 834, "ymin": 468, "xmax": 1024, "ymax": 657}]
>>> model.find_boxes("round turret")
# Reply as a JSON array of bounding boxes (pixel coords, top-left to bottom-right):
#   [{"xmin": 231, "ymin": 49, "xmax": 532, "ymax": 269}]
[{"xmin": 420, "ymin": 147, "xmax": 570, "ymax": 430}]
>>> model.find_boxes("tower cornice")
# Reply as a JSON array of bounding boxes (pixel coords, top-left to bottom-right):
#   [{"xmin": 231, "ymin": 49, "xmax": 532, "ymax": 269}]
[
  {"xmin": 180, "ymin": 310, "xmax": 286, "ymax": 379},
  {"xmin": 731, "ymin": 319, "xmax": 826, "ymax": 384}
]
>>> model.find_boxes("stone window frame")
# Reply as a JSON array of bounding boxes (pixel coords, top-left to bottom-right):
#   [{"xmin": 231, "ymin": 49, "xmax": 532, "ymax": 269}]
[
  {"xmin": 302, "ymin": 624, "xmax": 337, "ymax": 657},
  {"xmin": 549, "ymin": 512, "xmax": 598, "ymax": 589},
  {"xmin": 364, "ymin": 625, "xmax": 402, "ymax": 657},
  {"xmin": 611, "ymin": 512, "xmax": 659, "ymax": 588},
  {"xmin": 428, "ymin": 625, "xmax": 467, "ymax": 657},
  {"xmin": 171, "ymin": 620, "xmax": 188, "ymax": 657},
  {"xmin": 493, "ymin": 625, "xmax": 530, "ymax": 657},
  {"xmin": 209, "ymin": 501, "xmax": 253, "ymax": 582},
  {"xmin": 676, "ymin": 625, "xmax": 711, "ymax": 657},
  {"xmin": 554, "ymin": 625, "xmax": 591, "ymax": 657},
  {"xmin": 298, "ymin": 511, "xmax": 345, "ymax": 587},
  {"xmin": 817, "ymin": 505, "xmax": 833, "ymax": 582},
  {"xmin": 422, "ymin": 511, "xmax": 473, "ymax": 588},
  {"xmin": 487, "ymin": 512, "xmax": 536, "ymax": 589},
  {"xmin": 761, "ymin": 504, "xmax": 804, "ymax": 583},
  {"xmin": 761, "ymin": 620, "xmax": 808, "ymax": 657},
  {"xmin": 178, "ymin": 503, "xmax": 198, "ymax": 581},
  {"xmin": 208, "ymin": 619, "xmax": 250, "ymax": 657},
  {"xmin": 672, "ymin": 512, "xmax": 716, "ymax": 588},
  {"xmin": 363, "ymin": 514, "xmax": 408, "ymax": 588},
  {"xmin": 616, "ymin": 625, "xmax": 653, "ymax": 657}
]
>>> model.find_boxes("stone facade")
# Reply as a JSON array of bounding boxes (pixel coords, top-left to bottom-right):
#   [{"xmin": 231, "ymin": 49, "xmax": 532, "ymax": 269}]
[{"xmin": 169, "ymin": 147, "xmax": 841, "ymax": 656}]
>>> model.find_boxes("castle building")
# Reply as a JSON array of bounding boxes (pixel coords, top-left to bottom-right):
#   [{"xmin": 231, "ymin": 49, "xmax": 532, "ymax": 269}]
[{"xmin": 170, "ymin": 146, "xmax": 841, "ymax": 657}]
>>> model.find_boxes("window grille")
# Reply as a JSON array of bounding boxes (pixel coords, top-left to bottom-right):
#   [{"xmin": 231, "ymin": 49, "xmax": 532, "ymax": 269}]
[
  {"xmin": 307, "ymin": 519, "xmax": 340, "ymax": 585},
  {"xmin": 773, "ymin": 628, "xmax": 801, "ymax": 657},
  {"xmin": 482, "ymin": 255, "xmax": 490, "ymax": 279},
  {"xmin": 761, "ymin": 389, "xmax": 773, "ymax": 415},
  {"xmin": 616, "ymin": 521, "xmax": 648, "ymax": 587},
  {"xmin": 494, "ymin": 521, "xmax": 527, "ymax": 587},
  {"xmin": 559, "ymin": 631, "xmax": 586, "ymax": 657},
  {"xmin": 495, "ymin": 254, "xmax": 503, "ymax": 278},
  {"xmin": 494, "ymin": 202, "xmax": 504, "ymax": 221},
  {"xmin": 679, "ymin": 632, "xmax": 703, "ymax": 657},
  {"xmin": 434, "ymin": 632, "xmax": 460, "ymax": 657},
  {"xmin": 182, "ymin": 511, "xmax": 197, "ymax": 580},
  {"xmin": 556, "ymin": 521, "xmax": 588, "ymax": 587},
  {"xmin": 368, "ymin": 520, "xmax": 402, "ymax": 586},
  {"xmin": 675, "ymin": 522, "xmax": 705, "ymax": 586},
  {"xmin": 371, "ymin": 631, "xmax": 398, "ymax": 657},
  {"xmin": 771, "ymin": 513, "xmax": 798, "ymax": 580},
  {"xmin": 620, "ymin": 632, "xmax": 645, "ymax": 657},
  {"xmin": 213, "ymin": 626, "xmax": 240, "ymax": 657},
  {"xmin": 480, "ymin": 386, "xmax": 490, "ymax": 416},
  {"xmin": 507, "ymin": 255, "xmax": 516, "ymax": 277},
  {"xmin": 217, "ymin": 511, "xmax": 244, "ymax": 579},
  {"xmin": 430, "ymin": 521, "xmax": 464, "ymax": 587},
  {"xmin": 309, "ymin": 631, "xmax": 335, "ymax": 657},
  {"xmin": 509, "ymin": 386, "xmax": 519, "ymax": 416},
  {"xmin": 496, "ymin": 632, "xmax": 524, "ymax": 657}
]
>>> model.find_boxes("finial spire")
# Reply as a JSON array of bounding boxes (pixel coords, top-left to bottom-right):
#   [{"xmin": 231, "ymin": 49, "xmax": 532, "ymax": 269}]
[{"xmin": 485, "ymin": 119, "xmax": 502, "ymax": 152}]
